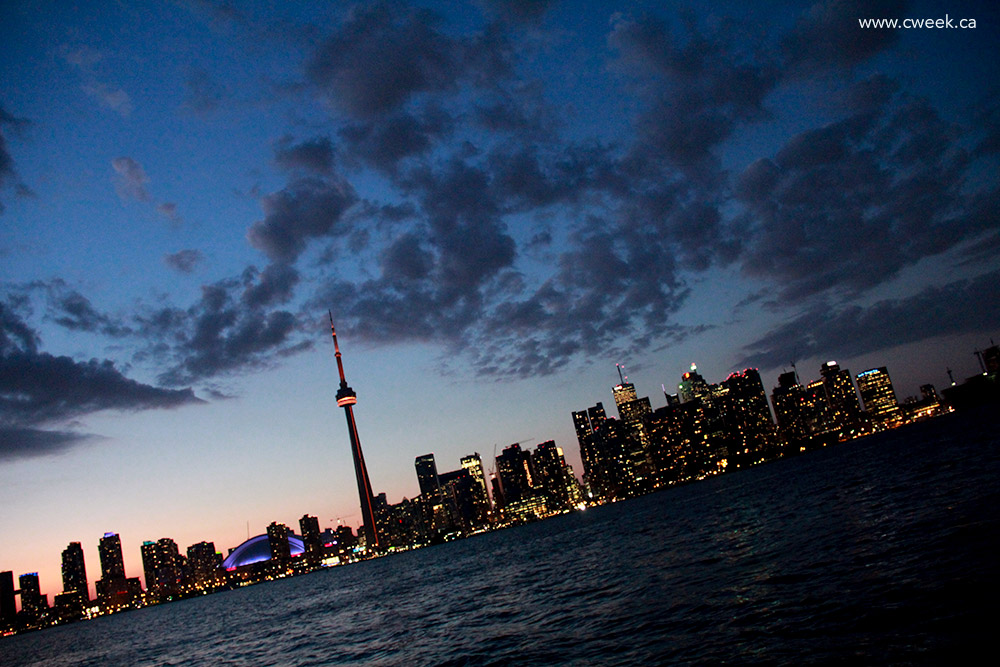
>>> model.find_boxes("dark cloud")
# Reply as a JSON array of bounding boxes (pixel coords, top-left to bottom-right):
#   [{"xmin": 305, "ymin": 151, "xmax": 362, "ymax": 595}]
[
  {"xmin": 0, "ymin": 427, "xmax": 96, "ymax": 463},
  {"xmin": 609, "ymin": 13, "xmax": 778, "ymax": 171},
  {"xmin": 241, "ymin": 263, "xmax": 300, "ymax": 308},
  {"xmin": 164, "ymin": 249, "xmax": 204, "ymax": 274},
  {"xmin": 736, "ymin": 80, "xmax": 987, "ymax": 300},
  {"xmin": 28, "ymin": 278, "xmax": 132, "ymax": 337},
  {"xmin": 149, "ymin": 269, "xmax": 310, "ymax": 385},
  {"xmin": 306, "ymin": 2, "xmax": 511, "ymax": 118},
  {"xmin": 111, "ymin": 156, "xmax": 151, "ymax": 201},
  {"xmin": 478, "ymin": 0, "xmax": 556, "ymax": 24},
  {"xmin": 0, "ymin": 105, "xmax": 31, "ymax": 214},
  {"xmin": 739, "ymin": 268, "xmax": 1000, "ymax": 370},
  {"xmin": 0, "ymin": 300, "xmax": 201, "ymax": 461},
  {"xmin": 783, "ymin": 0, "xmax": 911, "ymax": 73},
  {"xmin": 273, "ymin": 136, "xmax": 336, "ymax": 174},
  {"xmin": 246, "ymin": 176, "xmax": 358, "ymax": 263},
  {"xmin": 339, "ymin": 109, "xmax": 452, "ymax": 174}
]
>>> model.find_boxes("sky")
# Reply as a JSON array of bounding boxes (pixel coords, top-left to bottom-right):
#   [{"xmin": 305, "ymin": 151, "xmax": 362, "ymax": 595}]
[{"xmin": 1, "ymin": 0, "xmax": 998, "ymax": 603}]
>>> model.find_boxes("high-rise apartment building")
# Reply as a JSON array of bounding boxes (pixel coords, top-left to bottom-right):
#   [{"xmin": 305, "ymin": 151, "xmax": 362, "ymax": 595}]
[
  {"xmin": 61, "ymin": 542, "xmax": 88, "ymax": 602},
  {"xmin": 300, "ymin": 514, "xmax": 322, "ymax": 566},
  {"xmin": 98, "ymin": 532, "xmax": 126, "ymax": 582}
]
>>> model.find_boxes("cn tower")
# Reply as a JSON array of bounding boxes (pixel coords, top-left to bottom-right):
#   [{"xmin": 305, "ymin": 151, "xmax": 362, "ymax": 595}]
[{"xmin": 328, "ymin": 314, "xmax": 380, "ymax": 552}]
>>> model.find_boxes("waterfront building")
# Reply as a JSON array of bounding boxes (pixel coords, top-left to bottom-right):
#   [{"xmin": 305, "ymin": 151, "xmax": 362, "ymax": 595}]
[
  {"xmin": 531, "ymin": 440, "xmax": 584, "ymax": 512},
  {"xmin": 96, "ymin": 532, "xmax": 141, "ymax": 612},
  {"xmin": 720, "ymin": 369, "xmax": 775, "ymax": 463},
  {"xmin": 856, "ymin": 367, "xmax": 901, "ymax": 424},
  {"xmin": 572, "ymin": 403, "xmax": 632, "ymax": 502},
  {"xmin": 186, "ymin": 541, "xmax": 224, "ymax": 591},
  {"xmin": 771, "ymin": 370, "xmax": 811, "ymax": 442},
  {"xmin": 1, "ymin": 571, "xmax": 17, "ymax": 626},
  {"xmin": 266, "ymin": 522, "xmax": 292, "ymax": 564},
  {"xmin": 460, "ymin": 453, "xmax": 493, "ymax": 527},
  {"xmin": 819, "ymin": 361, "xmax": 862, "ymax": 431},
  {"xmin": 98, "ymin": 532, "xmax": 126, "ymax": 582},
  {"xmin": 61, "ymin": 542, "xmax": 88, "ymax": 603},
  {"xmin": 299, "ymin": 515, "xmax": 323, "ymax": 567},
  {"xmin": 18, "ymin": 573, "xmax": 45, "ymax": 619},
  {"xmin": 415, "ymin": 453, "xmax": 442, "ymax": 498},
  {"xmin": 495, "ymin": 443, "xmax": 535, "ymax": 508}
]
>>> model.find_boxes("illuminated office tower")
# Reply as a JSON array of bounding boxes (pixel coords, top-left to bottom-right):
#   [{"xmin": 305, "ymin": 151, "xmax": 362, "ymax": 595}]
[
  {"xmin": 300, "ymin": 514, "xmax": 322, "ymax": 566},
  {"xmin": 18, "ymin": 573, "xmax": 45, "ymax": 618},
  {"xmin": 460, "ymin": 453, "xmax": 492, "ymax": 525},
  {"xmin": 415, "ymin": 453, "xmax": 442, "ymax": 498},
  {"xmin": 61, "ymin": 542, "xmax": 88, "ymax": 602},
  {"xmin": 1, "ymin": 571, "xmax": 16, "ymax": 625},
  {"xmin": 770, "ymin": 371, "xmax": 811, "ymax": 442},
  {"xmin": 856, "ymin": 367, "xmax": 900, "ymax": 423},
  {"xmin": 721, "ymin": 368, "xmax": 774, "ymax": 457},
  {"xmin": 329, "ymin": 317, "xmax": 380, "ymax": 552},
  {"xmin": 495, "ymin": 443, "xmax": 535, "ymax": 507},
  {"xmin": 612, "ymin": 365, "xmax": 638, "ymax": 419},
  {"xmin": 678, "ymin": 363, "xmax": 712, "ymax": 405},
  {"xmin": 531, "ymin": 440, "xmax": 583, "ymax": 511},
  {"xmin": 571, "ymin": 403, "xmax": 631, "ymax": 502}
]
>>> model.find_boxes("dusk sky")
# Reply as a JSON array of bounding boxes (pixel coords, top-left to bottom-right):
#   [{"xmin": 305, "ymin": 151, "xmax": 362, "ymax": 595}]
[{"xmin": 2, "ymin": 0, "xmax": 998, "ymax": 602}]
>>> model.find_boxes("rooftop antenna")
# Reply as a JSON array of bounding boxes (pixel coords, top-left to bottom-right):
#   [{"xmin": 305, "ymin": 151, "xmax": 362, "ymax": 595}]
[
  {"xmin": 974, "ymin": 349, "xmax": 987, "ymax": 374},
  {"xmin": 616, "ymin": 363, "xmax": 625, "ymax": 384},
  {"xmin": 947, "ymin": 367, "xmax": 956, "ymax": 385}
]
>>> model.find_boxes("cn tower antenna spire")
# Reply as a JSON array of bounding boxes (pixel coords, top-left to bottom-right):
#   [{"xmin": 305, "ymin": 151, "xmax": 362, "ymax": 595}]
[{"xmin": 329, "ymin": 310, "xmax": 347, "ymax": 385}]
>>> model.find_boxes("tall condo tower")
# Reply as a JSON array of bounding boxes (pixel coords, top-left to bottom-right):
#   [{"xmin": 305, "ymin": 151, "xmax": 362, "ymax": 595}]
[{"xmin": 329, "ymin": 315, "xmax": 381, "ymax": 552}]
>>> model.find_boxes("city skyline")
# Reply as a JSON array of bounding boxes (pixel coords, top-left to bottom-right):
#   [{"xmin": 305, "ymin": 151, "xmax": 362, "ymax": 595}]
[
  {"xmin": 2, "ymin": 0, "xmax": 998, "ymax": 608},
  {"xmin": 0, "ymin": 335, "xmax": 973, "ymax": 611}
]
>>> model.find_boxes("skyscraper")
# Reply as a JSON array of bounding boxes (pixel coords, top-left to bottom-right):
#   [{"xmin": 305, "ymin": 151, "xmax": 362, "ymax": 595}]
[
  {"xmin": 141, "ymin": 538, "xmax": 184, "ymax": 599},
  {"xmin": 267, "ymin": 522, "xmax": 292, "ymax": 563},
  {"xmin": 96, "ymin": 532, "xmax": 140, "ymax": 612},
  {"xmin": 531, "ymin": 440, "xmax": 583, "ymax": 512},
  {"xmin": 186, "ymin": 541, "xmax": 223, "ymax": 591},
  {"xmin": 819, "ymin": 361, "xmax": 862, "ymax": 430},
  {"xmin": 98, "ymin": 533, "xmax": 126, "ymax": 582},
  {"xmin": 329, "ymin": 316, "xmax": 380, "ymax": 552},
  {"xmin": 300, "ymin": 514, "xmax": 322, "ymax": 566},
  {"xmin": 18, "ymin": 573, "xmax": 45, "ymax": 618},
  {"xmin": 721, "ymin": 368, "xmax": 774, "ymax": 461},
  {"xmin": 61, "ymin": 542, "xmax": 88, "ymax": 602},
  {"xmin": 494, "ymin": 443, "xmax": 535, "ymax": 507},
  {"xmin": 0, "ymin": 571, "xmax": 16, "ymax": 625},
  {"xmin": 856, "ymin": 367, "xmax": 900, "ymax": 423},
  {"xmin": 460, "ymin": 453, "xmax": 492, "ymax": 527},
  {"xmin": 415, "ymin": 453, "xmax": 442, "ymax": 498}
]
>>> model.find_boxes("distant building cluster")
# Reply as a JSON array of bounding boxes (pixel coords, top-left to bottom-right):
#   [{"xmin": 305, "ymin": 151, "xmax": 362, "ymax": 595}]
[
  {"xmin": 4, "ymin": 340, "xmax": 996, "ymax": 638},
  {"xmin": 572, "ymin": 358, "xmax": 956, "ymax": 504}
]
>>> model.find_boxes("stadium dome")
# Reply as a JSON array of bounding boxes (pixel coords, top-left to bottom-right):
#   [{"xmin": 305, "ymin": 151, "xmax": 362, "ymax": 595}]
[{"xmin": 222, "ymin": 534, "xmax": 305, "ymax": 570}]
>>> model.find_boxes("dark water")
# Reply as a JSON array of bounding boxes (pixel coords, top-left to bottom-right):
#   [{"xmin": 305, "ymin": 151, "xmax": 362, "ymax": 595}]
[{"xmin": 5, "ymin": 408, "xmax": 998, "ymax": 666}]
